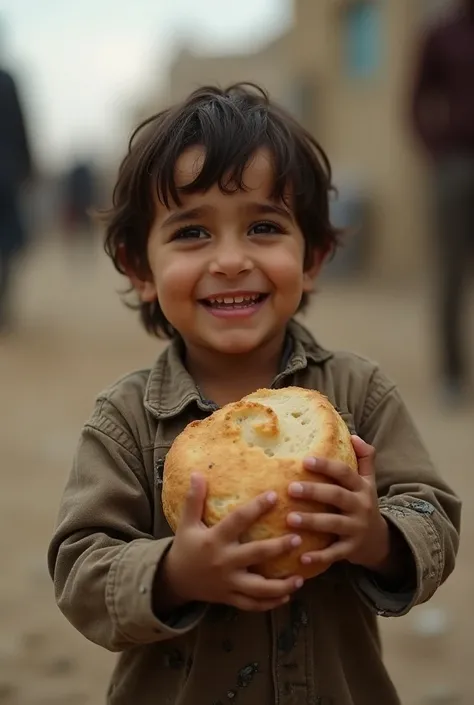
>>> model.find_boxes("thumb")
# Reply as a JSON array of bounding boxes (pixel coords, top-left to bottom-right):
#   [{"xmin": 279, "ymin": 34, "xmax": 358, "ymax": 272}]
[
  {"xmin": 351, "ymin": 435, "xmax": 375, "ymax": 479},
  {"xmin": 180, "ymin": 472, "xmax": 207, "ymax": 526}
]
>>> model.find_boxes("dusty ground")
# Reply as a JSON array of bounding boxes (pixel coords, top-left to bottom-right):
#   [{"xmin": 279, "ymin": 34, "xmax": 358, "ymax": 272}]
[{"xmin": 0, "ymin": 237, "xmax": 473, "ymax": 705}]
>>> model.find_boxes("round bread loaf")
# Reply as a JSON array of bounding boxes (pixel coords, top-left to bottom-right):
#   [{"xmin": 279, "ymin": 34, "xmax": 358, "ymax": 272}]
[{"xmin": 162, "ymin": 386, "xmax": 358, "ymax": 580}]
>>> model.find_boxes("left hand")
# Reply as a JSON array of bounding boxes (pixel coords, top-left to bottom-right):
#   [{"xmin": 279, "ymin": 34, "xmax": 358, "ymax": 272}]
[{"xmin": 287, "ymin": 436, "xmax": 391, "ymax": 572}]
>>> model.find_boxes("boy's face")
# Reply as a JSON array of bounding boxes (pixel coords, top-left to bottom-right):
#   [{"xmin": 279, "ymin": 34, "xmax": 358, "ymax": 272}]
[{"xmin": 135, "ymin": 147, "xmax": 322, "ymax": 356}]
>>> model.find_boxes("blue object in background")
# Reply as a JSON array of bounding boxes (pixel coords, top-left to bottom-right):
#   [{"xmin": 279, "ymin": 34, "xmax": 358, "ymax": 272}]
[{"xmin": 344, "ymin": 1, "xmax": 382, "ymax": 79}]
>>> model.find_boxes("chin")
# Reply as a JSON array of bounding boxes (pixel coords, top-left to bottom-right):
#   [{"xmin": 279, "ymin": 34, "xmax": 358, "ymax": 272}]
[{"xmin": 204, "ymin": 331, "xmax": 269, "ymax": 356}]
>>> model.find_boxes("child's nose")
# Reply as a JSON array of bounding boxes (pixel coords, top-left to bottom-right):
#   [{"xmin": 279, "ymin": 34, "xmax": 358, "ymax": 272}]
[{"xmin": 209, "ymin": 244, "xmax": 254, "ymax": 277}]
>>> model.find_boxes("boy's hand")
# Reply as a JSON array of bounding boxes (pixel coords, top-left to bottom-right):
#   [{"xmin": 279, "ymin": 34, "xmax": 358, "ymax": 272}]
[
  {"xmin": 286, "ymin": 436, "xmax": 391, "ymax": 573},
  {"xmin": 161, "ymin": 473, "xmax": 304, "ymax": 612}
]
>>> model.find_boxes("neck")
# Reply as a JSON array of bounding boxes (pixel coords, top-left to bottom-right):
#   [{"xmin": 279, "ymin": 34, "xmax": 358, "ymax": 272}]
[{"xmin": 185, "ymin": 333, "xmax": 287, "ymax": 407}]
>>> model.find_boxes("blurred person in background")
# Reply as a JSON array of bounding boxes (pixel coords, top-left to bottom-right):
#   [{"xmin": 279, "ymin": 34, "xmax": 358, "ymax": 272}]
[
  {"xmin": 0, "ymin": 21, "xmax": 33, "ymax": 332},
  {"xmin": 411, "ymin": 0, "xmax": 474, "ymax": 405},
  {"xmin": 61, "ymin": 158, "xmax": 99, "ymax": 261}
]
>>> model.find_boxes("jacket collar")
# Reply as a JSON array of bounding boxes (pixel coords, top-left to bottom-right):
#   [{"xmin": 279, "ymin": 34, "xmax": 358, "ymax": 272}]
[{"xmin": 144, "ymin": 319, "xmax": 333, "ymax": 420}]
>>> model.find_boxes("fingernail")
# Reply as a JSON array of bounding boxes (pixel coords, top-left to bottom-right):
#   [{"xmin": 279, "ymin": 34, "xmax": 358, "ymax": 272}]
[
  {"xmin": 290, "ymin": 535, "xmax": 302, "ymax": 547},
  {"xmin": 301, "ymin": 555, "xmax": 312, "ymax": 565},
  {"xmin": 289, "ymin": 482, "xmax": 304, "ymax": 496},
  {"xmin": 190, "ymin": 473, "xmax": 198, "ymax": 489},
  {"xmin": 295, "ymin": 577, "xmax": 304, "ymax": 589},
  {"xmin": 288, "ymin": 513, "xmax": 302, "ymax": 526},
  {"xmin": 303, "ymin": 457, "xmax": 318, "ymax": 470},
  {"xmin": 266, "ymin": 491, "xmax": 278, "ymax": 504}
]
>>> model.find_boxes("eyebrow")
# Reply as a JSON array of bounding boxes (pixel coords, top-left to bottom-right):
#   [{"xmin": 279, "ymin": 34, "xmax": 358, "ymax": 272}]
[
  {"xmin": 247, "ymin": 202, "xmax": 294, "ymax": 222},
  {"xmin": 160, "ymin": 206, "xmax": 212, "ymax": 229},
  {"xmin": 160, "ymin": 201, "xmax": 294, "ymax": 229}
]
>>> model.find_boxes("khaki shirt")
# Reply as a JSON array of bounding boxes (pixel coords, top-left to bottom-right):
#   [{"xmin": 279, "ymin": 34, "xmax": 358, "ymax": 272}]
[{"xmin": 48, "ymin": 320, "xmax": 461, "ymax": 705}]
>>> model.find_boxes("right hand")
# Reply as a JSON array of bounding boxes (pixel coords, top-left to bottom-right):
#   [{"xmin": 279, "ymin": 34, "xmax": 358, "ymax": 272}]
[{"xmin": 161, "ymin": 473, "xmax": 304, "ymax": 612}]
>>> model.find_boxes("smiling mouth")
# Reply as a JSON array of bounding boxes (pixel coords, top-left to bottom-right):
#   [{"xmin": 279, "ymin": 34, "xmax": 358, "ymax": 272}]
[{"xmin": 200, "ymin": 293, "xmax": 269, "ymax": 309}]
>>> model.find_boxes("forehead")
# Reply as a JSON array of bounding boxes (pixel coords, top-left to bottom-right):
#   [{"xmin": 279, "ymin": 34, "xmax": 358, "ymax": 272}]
[{"xmin": 174, "ymin": 146, "xmax": 276, "ymax": 193}]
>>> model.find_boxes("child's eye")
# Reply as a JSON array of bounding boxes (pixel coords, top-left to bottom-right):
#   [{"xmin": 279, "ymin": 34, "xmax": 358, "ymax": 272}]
[
  {"xmin": 249, "ymin": 221, "xmax": 282, "ymax": 236},
  {"xmin": 172, "ymin": 226, "xmax": 209, "ymax": 241}
]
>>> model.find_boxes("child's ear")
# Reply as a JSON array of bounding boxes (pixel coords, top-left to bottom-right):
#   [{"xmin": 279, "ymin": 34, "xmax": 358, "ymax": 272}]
[
  {"xmin": 117, "ymin": 244, "xmax": 157, "ymax": 302},
  {"xmin": 129, "ymin": 274, "xmax": 158, "ymax": 303},
  {"xmin": 302, "ymin": 247, "xmax": 326, "ymax": 293}
]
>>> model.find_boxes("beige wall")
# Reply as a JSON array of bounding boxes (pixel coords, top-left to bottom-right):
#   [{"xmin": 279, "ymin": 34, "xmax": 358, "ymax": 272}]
[
  {"xmin": 151, "ymin": 34, "xmax": 293, "ymax": 111},
  {"xmin": 292, "ymin": 0, "xmax": 431, "ymax": 282}
]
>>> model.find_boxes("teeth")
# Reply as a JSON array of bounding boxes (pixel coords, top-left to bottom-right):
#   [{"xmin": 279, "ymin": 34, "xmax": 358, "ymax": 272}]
[{"xmin": 207, "ymin": 294, "xmax": 262, "ymax": 305}]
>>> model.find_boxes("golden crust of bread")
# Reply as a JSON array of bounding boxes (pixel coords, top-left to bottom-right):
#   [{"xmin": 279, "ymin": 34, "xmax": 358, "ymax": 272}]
[{"xmin": 162, "ymin": 386, "xmax": 358, "ymax": 580}]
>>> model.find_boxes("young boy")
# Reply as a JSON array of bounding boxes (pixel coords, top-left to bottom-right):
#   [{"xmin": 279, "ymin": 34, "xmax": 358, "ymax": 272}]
[{"xmin": 48, "ymin": 84, "xmax": 461, "ymax": 705}]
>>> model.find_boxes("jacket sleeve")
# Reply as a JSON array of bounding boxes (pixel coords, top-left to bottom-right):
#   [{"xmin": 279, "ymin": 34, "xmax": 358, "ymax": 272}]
[
  {"xmin": 352, "ymin": 368, "xmax": 461, "ymax": 617},
  {"xmin": 47, "ymin": 404, "xmax": 206, "ymax": 652}
]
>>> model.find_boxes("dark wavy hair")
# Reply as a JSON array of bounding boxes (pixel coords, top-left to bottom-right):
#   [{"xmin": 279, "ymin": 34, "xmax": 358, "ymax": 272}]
[{"xmin": 103, "ymin": 82, "xmax": 340, "ymax": 338}]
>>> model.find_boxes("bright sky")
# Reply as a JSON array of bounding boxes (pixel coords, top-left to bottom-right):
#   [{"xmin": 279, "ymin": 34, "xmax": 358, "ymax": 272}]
[{"xmin": 0, "ymin": 0, "xmax": 290, "ymax": 170}]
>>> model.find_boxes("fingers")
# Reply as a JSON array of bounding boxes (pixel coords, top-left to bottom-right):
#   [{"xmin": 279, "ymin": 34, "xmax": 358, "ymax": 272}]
[
  {"xmin": 299, "ymin": 539, "xmax": 352, "ymax": 567},
  {"xmin": 287, "ymin": 511, "xmax": 353, "ymax": 535},
  {"xmin": 215, "ymin": 491, "xmax": 278, "ymax": 542},
  {"xmin": 288, "ymin": 481, "xmax": 357, "ymax": 513},
  {"xmin": 233, "ymin": 572, "xmax": 303, "ymax": 600},
  {"xmin": 233, "ymin": 533, "xmax": 302, "ymax": 569},
  {"xmin": 180, "ymin": 473, "xmax": 207, "ymax": 526},
  {"xmin": 350, "ymin": 435, "xmax": 376, "ymax": 478},
  {"xmin": 302, "ymin": 457, "xmax": 362, "ymax": 491}
]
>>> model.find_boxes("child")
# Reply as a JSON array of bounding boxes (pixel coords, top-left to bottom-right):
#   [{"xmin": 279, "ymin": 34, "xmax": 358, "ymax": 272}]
[{"xmin": 48, "ymin": 83, "xmax": 461, "ymax": 705}]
